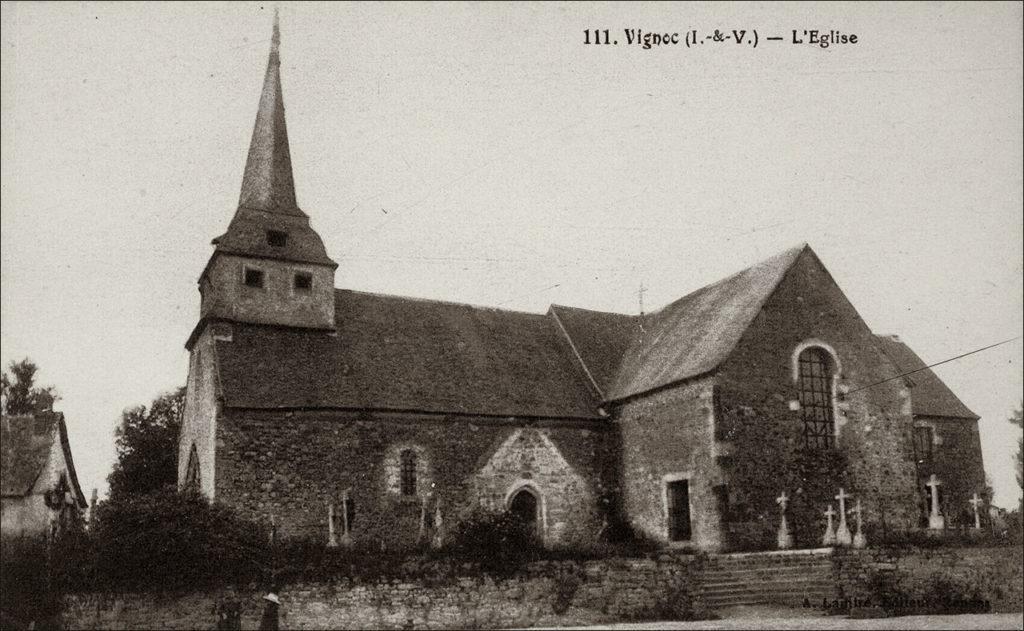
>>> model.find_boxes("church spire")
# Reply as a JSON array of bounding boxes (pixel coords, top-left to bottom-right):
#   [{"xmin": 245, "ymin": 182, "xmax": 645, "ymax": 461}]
[{"xmin": 238, "ymin": 9, "xmax": 301, "ymax": 215}]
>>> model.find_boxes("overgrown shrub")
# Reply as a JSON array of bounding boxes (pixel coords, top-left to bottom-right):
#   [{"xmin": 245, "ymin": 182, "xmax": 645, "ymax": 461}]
[
  {"xmin": 0, "ymin": 535, "xmax": 61, "ymax": 630},
  {"xmin": 446, "ymin": 509, "xmax": 541, "ymax": 575},
  {"xmin": 90, "ymin": 486, "xmax": 269, "ymax": 591},
  {"xmin": 874, "ymin": 527, "xmax": 1020, "ymax": 549}
]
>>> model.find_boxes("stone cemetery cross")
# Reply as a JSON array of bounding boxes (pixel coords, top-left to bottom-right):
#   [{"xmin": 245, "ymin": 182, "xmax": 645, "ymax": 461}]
[
  {"xmin": 822, "ymin": 504, "xmax": 837, "ymax": 546},
  {"xmin": 327, "ymin": 503, "xmax": 338, "ymax": 547},
  {"xmin": 418, "ymin": 494, "xmax": 427, "ymax": 542},
  {"xmin": 926, "ymin": 474, "xmax": 945, "ymax": 530},
  {"xmin": 850, "ymin": 499, "xmax": 866, "ymax": 549},
  {"xmin": 969, "ymin": 493, "xmax": 983, "ymax": 530},
  {"xmin": 776, "ymin": 490, "xmax": 793, "ymax": 549},
  {"xmin": 432, "ymin": 499, "xmax": 445, "ymax": 550},
  {"xmin": 835, "ymin": 488, "xmax": 852, "ymax": 546}
]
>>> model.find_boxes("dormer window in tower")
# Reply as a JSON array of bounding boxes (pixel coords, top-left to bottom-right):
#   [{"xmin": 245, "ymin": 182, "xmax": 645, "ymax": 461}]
[
  {"xmin": 294, "ymin": 272, "xmax": 313, "ymax": 292},
  {"xmin": 243, "ymin": 266, "xmax": 265, "ymax": 289},
  {"xmin": 267, "ymin": 230, "xmax": 289, "ymax": 247}
]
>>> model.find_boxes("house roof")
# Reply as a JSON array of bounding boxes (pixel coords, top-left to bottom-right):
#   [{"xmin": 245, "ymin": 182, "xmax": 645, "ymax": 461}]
[
  {"xmin": 0, "ymin": 412, "xmax": 88, "ymax": 507},
  {"xmin": 214, "ymin": 290, "xmax": 605, "ymax": 419},
  {"xmin": 874, "ymin": 335, "xmax": 979, "ymax": 420}
]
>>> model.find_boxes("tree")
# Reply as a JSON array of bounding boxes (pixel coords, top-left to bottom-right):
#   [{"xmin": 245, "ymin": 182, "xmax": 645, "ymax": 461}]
[
  {"xmin": 0, "ymin": 358, "xmax": 58, "ymax": 415},
  {"xmin": 107, "ymin": 387, "xmax": 185, "ymax": 501}
]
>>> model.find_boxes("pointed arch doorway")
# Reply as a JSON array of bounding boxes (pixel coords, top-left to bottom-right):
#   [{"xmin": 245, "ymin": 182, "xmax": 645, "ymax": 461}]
[{"xmin": 508, "ymin": 486, "xmax": 539, "ymax": 533}]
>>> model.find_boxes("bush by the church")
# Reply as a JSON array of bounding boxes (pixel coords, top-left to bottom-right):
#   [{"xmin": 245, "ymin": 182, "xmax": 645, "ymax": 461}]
[
  {"xmin": 446, "ymin": 509, "xmax": 542, "ymax": 575},
  {"xmin": 90, "ymin": 486, "xmax": 269, "ymax": 591}
]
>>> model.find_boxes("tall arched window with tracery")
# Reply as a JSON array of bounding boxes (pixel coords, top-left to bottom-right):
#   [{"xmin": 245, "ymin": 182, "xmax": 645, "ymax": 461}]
[{"xmin": 798, "ymin": 347, "xmax": 836, "ymax": 448}]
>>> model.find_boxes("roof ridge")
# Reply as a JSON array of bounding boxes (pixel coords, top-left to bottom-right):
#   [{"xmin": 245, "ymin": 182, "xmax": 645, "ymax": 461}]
[
  {"xmin": 646, "ymin": 243, "xmax": 808, "ymax": 317},
  {"xmin": 334, "ymin": 287, "xmax": 551, "ymax": 318},
  {"xmin": 550, "ymin": 304, "xmax": 636, "ymax": 318}
]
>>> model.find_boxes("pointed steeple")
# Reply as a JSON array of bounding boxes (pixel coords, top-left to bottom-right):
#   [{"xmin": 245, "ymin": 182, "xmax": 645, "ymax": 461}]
[{"xmin": 239, "ymin": 10, "xmax": 301, "ymax": 215}]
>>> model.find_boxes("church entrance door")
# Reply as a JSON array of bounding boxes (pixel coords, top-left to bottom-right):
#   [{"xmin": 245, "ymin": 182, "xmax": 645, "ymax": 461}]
[
  {"xmin": 509, "ymin": 488, "xmax": 539, "ymax": 533},
  {"xmin": 667, "ymin": 479, "xmax": 692, "ymax": 541}
]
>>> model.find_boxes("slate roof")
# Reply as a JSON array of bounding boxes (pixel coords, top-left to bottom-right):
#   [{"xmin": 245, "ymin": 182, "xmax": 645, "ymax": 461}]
[
  {"xmin": 210, "ymin": 211, "xmax": 336, "ymax": 268},
  {"xmin": 214, "ymin": 290, "xmax": 604, "ymax": 419},
  {"xmin": 874, "ymin": 335, "xmax": 979, "ymax": 420},
  {"xmin": 211, "ymin": 244, "xmax": 975, "ymax": 421},
  {"xmin": 0, "ymin": 412, "xmax": 88, "ymax": 506},
  {"xmin": 205, "ymin": 13, "xmax": 335, "ymax": 274},
  {"xmin": 606, "ymin": 245, "xmax": 806, "ymax": 400},
  {"xmin": 213, "ymin": 245, "xmax": 808, "ymax": 414},
  {"xmin": 549, "ymin": 305, "xmax": 640, "ymax": 397},
  {"xmin": 238, "ymin": 11, "xmax": 302, "ymax": 217}
]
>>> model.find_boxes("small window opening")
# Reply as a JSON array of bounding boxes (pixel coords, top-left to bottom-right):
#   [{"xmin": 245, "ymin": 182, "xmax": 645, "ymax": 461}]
[
  {"xmin": 400, "ymin": 450, "xmax": 417, "ymax": 496},
  {"xmin": 243, "ymin": 268, "xmax": 265, "ymax": 288},
  {"xmin": 913, "ymin": 426, "xmax": 934, "ymax": 467},
  {"xmin": 294, "ymin": 272, "xmax": 313, "ymax": 291},
  {"xmin": 267, "ymin": 230, "xmax": 288, "ymax": 247}
]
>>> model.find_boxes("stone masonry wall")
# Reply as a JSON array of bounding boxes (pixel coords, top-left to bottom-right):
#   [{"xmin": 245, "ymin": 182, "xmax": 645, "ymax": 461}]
[
  {"xmin": 214, "ymin": 410, "xmax": 614, "ymax": 547},
  {"xmin": 911, "ymin": 416, "xmax": 987, "ymax": 529},
  {"xmin": 201, "ymin": 252, "xmax": 336, "ymax": 330},
  {"xmin": 59, "ymin": 546, "xmax": 1023, "ymax": 628},
  {"xmin": 613, "ymin": 377, "xmax": 722, "ymax": 550},
  {"xmin": 178, "ymin": 327, "xmax": 220, "ymax": 498},
  {"xmin": 61, "ymin": 556, "xmax": 701, "ymax": 630},
  {"xmin": 715, "ymin": 249, "xmax": 920, "ymax": 549},
  {"xmin": 833, "ymin": 545, "xmax": 1024, "ymax": 613}
]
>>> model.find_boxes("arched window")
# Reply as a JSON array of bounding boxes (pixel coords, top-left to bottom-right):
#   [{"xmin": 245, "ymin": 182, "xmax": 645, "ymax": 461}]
[
  {"xmin": 185, "ymin": 444, "xmax": 201, "ymax": 492},
  {"xmin": 399, "ymin": 449, "xmax": 417, "ymax": 496},
  {"xmin": 798, "ymin": 347, "xmax": 835, "ymax": 448}
]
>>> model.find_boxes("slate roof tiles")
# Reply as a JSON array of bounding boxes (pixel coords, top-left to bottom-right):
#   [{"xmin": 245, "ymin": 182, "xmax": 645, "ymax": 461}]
[{"xmin": 211, "ymin": 244, "xmax": 977, "ymax": 422}]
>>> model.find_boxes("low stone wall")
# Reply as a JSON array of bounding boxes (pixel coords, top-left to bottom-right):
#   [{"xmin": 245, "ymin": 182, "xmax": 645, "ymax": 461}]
[
  {"xmin": 59, "ymin": 546, "xmax": 1024, "ymax": 629},
  {"xmin": 834, "ymin": 546, "xmax": 1024, "ymax": 613},
  {"xmin": 61, "ymin": 556, "xmax": 701, "ymax": 630}
]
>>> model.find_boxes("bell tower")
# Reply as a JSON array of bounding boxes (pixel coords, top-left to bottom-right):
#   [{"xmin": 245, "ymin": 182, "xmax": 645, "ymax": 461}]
[{"xmin": 197, "ymin": 11, "xmax": 337, "ymax": 331}]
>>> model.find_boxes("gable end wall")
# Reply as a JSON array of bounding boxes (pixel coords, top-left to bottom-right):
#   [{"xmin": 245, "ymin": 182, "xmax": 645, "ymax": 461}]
[{"xmin": 714, "ymin": 250, "xmax": 920, "ymax": 548}]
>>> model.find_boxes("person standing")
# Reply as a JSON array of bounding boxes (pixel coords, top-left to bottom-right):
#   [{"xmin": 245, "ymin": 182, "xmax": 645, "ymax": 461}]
[{"xmin": 259, "ymin": 593, "xmax": 280, "ymax": 631}]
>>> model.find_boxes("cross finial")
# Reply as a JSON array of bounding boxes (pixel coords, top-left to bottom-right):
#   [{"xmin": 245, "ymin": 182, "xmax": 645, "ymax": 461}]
[
  {"xmin": 969, "ymin": 493, "xmax": 983, "ymax": 509},
  {"xmin": 835, "ymin": 488, "xmax": 849, "ymax": 503},
  {"xmin": 824, "ymin": 505, "xmax": 836, "ymax": 519},
  {"xmin": 776, "ymin": 491, "xmax": 789, "ymax": 511},
  {"xmin": 926, "ymin": 474, "xmax": 941, "ymax": 489}
]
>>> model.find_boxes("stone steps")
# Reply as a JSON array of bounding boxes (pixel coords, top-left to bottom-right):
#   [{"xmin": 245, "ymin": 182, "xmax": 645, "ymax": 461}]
[
  {"xmin": 701, "ymin": 576, "xmax": 832, "ymax": 590},
  {"xmin": 696, "ymin": 551, "xmax": 836, "ymax": 612}
]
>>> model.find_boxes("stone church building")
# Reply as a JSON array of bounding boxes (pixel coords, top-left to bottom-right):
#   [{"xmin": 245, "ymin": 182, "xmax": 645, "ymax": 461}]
[{"xmin": 177, "ymin": 19, "xmax": 986, "ymax": 551}]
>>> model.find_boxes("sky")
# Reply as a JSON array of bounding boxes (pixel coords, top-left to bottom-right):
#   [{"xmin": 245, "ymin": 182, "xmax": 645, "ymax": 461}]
[{"xmin": 1, "ymin": 2, "xmax": 1022, "ymax": 508}]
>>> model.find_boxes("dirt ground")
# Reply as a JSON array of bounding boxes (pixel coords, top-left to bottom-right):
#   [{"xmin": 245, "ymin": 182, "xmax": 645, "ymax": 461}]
[{"xmin": 545, "ymin": 610, "xmax": 1024, "ymax": 630}]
